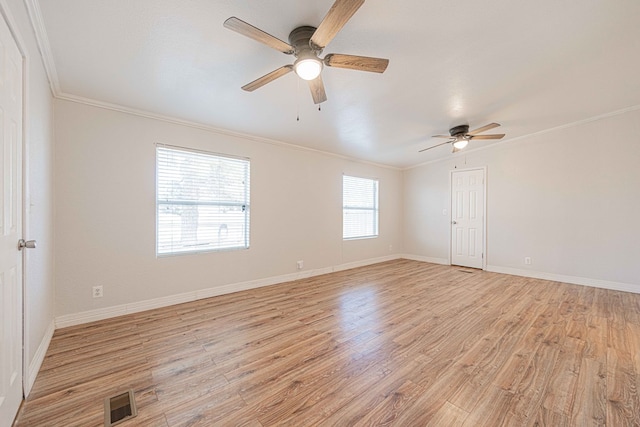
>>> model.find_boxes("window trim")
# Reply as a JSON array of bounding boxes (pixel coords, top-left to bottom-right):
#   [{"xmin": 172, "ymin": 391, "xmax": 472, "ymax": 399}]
[
  {"xmin": 155, "ymin": 143, "xmax": 250, "ymax": 257},
  {"xmin": 342, "ymin": 174, "xmax": 379, "ymax": 240}
]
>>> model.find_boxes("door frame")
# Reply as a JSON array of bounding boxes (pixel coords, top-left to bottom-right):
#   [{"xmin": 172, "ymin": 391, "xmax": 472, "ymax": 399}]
[
  {"xmin": 448, "ymin": 166, "xmax": 487, "ymax": 270},
  {"xmin": 0, "ymin": 0, "xmax": 30, "ymax": 401}
]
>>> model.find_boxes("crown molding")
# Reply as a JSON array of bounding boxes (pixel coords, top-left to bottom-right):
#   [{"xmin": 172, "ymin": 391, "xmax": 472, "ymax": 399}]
[
  {"xmin": 25, "ymin": 0, "xmax": 639, "ymax": 172},
  {"xmin": 24, "ymin": 0, "xmax": 60, "ymax": 95},
  {"xmin": 55, "ymin": 91, "xmax": 401, "ymax": 170},
  {"xmin": 23, "ymin": 2, "xmax": 400, "ymax": 171}
]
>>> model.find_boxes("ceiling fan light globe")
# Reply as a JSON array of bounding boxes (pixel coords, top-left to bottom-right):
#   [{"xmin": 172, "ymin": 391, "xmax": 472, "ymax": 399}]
[
  {"xmin": 452, "ymin": 138, "xmax": 469, "ymax": 149},
  {"xmin": 295, "ymin": 58, "xmax": 322, "ymax": 80}
]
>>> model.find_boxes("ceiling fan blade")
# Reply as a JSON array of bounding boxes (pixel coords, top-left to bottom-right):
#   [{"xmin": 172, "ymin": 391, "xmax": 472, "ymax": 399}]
[
  {"xmin": 419, "ymin": 141, "xmax": 451, "ymax": 152},
  {"xmin": 324, "ymin": 54, "xmax": 389, "ymax": 73},
  {"xmin": 241, "ymin": 65, "xmax": 293, "ymax": 92},
  {"xmin": 308, "ymin": 75, "xmax": 328, "ymax": 104},
  {"xmin": 310, "ymin": 0, "xmax": 365, "ymax": 49},
  {"xmin": 432, "ymin": 135, "xmax": 452, "ymax": 138},
  {"xmin": 469, "ymin": 134, "xmax": 505, "ymax": 140},
  {"xmin": 468, "ymin": 122, "xmax": 500, "ymax": 135},
  {"xmin": 224, "ymin": 17, "xmax": 294, "ymax": 54}
]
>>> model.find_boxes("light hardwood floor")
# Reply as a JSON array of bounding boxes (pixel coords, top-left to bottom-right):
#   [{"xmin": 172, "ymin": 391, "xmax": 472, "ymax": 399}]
[{"xmin": 15, "ymin": 260, "xmax": 640, "ymax": 426}]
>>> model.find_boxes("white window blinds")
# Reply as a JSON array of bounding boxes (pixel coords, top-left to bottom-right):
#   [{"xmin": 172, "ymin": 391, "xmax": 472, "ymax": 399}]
[
  {"xmin": 156, "ymin": 145, "xmax": 250, "ymax": 255},
  {"xmin": 343, "ymin": 175, "xmax": 379, "ymax": 239}
]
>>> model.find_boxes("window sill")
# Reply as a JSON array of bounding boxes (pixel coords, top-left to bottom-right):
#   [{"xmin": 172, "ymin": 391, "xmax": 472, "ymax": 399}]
[{"xmin": 342, "ymin": 235, "xmax": 378, "ymax": 241}]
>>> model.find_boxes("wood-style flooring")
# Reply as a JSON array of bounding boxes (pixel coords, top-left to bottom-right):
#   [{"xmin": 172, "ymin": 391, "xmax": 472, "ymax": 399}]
[{"xmin": 15, "ymin": 260, "xmax": 640, "ymax": 426}]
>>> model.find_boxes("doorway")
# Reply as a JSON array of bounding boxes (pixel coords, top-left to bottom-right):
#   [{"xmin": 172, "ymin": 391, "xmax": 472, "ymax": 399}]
[
  {"xmin": 450, "ymin": 168, "xmax": 486, "ymax": 269},
  {"xmin": 0, "ymin": 7, "xmax": 24, "ymax": 427}
]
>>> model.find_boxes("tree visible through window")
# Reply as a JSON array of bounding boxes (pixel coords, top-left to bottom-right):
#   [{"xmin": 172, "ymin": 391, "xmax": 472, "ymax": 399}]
[
  {"xmin": 343, "ymin": 175, "xmax": 379, "ymax": 239},
  {"xmin": 156, "ymin": 145, "xmax": 250, "ymax": 255}
]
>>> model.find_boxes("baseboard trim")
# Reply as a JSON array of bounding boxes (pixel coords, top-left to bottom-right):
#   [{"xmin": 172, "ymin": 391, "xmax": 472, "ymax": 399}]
[
  {"xmin": 55, "ymin": 255, "xmax": 402, "ymax": 329},
  {"xmin": 401, "ymin": 254, "xmax": 449, "ymax": 265},
  {"xmin": 25, "ymin": 320, "xmax": 55, "ymax": 397},
  {"xmin": 333, "ymin": 255, "xmax": 400, "ymax": 272},
  {"xmin": 55, "ymin": 256, "xmax": 638, "ymax": 328},
  {"xmin": 486, "ymin": 265, "xmax": 639, "ymax": 294},
  {"xmin": 397, "ymin": 255, "xmax": 640, "ymax": 294}
]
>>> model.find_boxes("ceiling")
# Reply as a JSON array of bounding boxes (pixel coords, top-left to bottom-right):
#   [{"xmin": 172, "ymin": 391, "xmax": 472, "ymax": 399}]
[{"xmin": 35, "ymin": 0, "xmax": 640, "ymax": 168}]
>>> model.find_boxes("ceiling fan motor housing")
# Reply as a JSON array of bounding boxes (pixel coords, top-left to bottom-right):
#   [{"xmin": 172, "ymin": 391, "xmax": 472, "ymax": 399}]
[
  {"xmin": 289, "ymin": 26, "xmax": 321, "ymax": 57},
  {"xmin": 450, "ymin": 124, "xmax": 469, "ymax": 137}
]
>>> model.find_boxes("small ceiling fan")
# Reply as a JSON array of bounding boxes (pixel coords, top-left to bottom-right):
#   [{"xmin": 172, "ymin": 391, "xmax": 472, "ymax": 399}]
[
  {"xmin": 224, "ymin": 0, "xmax": 389, "ymax": 104},
  {"xmin": 419, "ymin": 123, "xmax": 506, "ymax": 153}
]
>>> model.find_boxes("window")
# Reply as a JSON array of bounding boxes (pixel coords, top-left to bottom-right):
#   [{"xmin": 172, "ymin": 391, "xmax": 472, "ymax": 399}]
[
  {"xmin": 156, "ymin": 145, "xmax": 250, "ymax": 255},
  {"xmin": 343, "ymin": 175, "xmax": 378, "ymax": 239}
]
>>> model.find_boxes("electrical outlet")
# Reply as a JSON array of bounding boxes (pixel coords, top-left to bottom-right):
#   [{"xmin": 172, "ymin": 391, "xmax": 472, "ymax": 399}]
[
  {"xmin": 92, "ymin": 285, "xmax": 103, "ymax": 298},
  {"xmin": 388, "ymin": 245, "xmax": 393, "ymax": 252},
  {"xmin": 296, "ymin": 260, "xmax": 304, "ymax": 270},
  {"xmin": 524, "ymin": 257, "xmax": 532, "ymax": 265}
]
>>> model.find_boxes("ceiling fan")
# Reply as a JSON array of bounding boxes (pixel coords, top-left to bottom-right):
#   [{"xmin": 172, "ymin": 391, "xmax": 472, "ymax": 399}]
[
  {"xmin": 419, "ymin": 123, "xmax": 506, "ymax": 153},
  {"xmin": 223, "ymin": 0, "xmax": 389, "ymax": 104}
]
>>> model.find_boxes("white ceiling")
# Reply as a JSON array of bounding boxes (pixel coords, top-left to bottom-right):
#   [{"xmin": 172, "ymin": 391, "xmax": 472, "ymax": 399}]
[{"xmin": 35, "ymin": 0, "xmax": 640, "ymax": 168}]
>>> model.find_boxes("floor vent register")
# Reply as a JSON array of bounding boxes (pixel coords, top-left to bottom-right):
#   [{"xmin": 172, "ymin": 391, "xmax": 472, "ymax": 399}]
[{"xmin": 104, "ymin": 389, "xmax": 137, "ymax": 426}]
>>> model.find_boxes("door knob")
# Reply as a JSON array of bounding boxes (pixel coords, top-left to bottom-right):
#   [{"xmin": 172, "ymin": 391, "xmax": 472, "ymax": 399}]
[
  {"xmin": 18, "ymin": 239, "xmax": 37, "ymax": 250},
  {"xmin": 452, "ymin": 221, "xmax": 457, "ymax": 225}
]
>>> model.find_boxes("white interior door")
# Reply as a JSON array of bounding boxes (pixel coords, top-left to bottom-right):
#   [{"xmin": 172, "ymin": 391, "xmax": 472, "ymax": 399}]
[
  {"xmin": 0, "ymin": 10, "xmax": 23, "ymax": 427},
  {"xmin": 451, "ymin": 168, "xmax": 485, "ymax": 269}
]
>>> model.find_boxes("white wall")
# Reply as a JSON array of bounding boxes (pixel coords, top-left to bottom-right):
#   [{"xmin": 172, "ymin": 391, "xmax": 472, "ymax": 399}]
[
  {"xmin": 3, "ymin": 0, "xmax": 55, "ymax": 391},
  {"xmin": 404, "ymin": 107, "xmax": 640, "ymax": 290},
  {"xmin": 53, "ymin": 99, "xmax": 403, "ymax": 317}
]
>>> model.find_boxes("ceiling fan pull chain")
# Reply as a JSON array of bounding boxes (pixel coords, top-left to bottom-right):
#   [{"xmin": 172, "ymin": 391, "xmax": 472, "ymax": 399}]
[
  {"xmin": 296, "ymin": 77, "xmax": 300, "ymax": 121},
  {"xmin": 224, "ymin": 0, "xmax": 388, "ymax": 105}
]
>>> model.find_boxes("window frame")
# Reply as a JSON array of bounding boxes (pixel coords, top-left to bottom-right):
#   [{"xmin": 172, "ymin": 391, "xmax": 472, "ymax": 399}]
[
  {"xmin": 155, "ymin": 144, "xmax": 250, "ymax": 257},
  {"xmin": 342, "ymin": 174, "xmax": 379, "ymax": 240}
]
